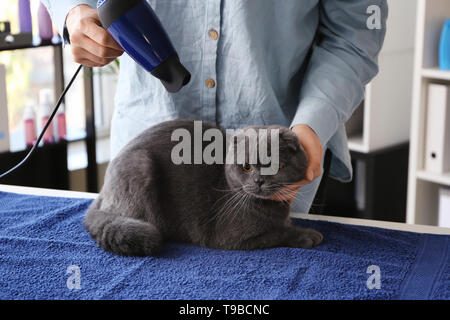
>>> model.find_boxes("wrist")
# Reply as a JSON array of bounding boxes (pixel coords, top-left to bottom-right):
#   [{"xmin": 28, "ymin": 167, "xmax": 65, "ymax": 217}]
[{"xmin": 291, "ymin": 124, "xmax": 319, "ymax": 140}]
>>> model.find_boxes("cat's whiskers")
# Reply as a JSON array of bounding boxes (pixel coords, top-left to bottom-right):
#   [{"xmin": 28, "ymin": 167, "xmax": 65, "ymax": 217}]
[
  {"xmin": 226, "ymin": 192, "xmax": 254, "ymax": 233},
  {"xmin": 272, "ymin": 191, "xmax": 291, "ymax": 206},
  {"xmin": 210, "ymin": 186, "xmax": 243, "ymax": 212},
  {"xmin": 208, "ymin": 189, "xmax": 247, "ymax": 226},
  {"xmin": 217, "ymin": 184, "xmax": 255, "ymax": 226},
  {"xmin": 217, "ymin": 196, "xmax": 243, "ymax": 227},
  {"xmin": 227, "ymin": 192, "xmax": 246, "ymax": 226},
  {"xmin": 267, "ymin": 181, "xmax": 317, "ymax": 202},
  {"xmin": 272, "ymin": 181, "xmax": 317, "ymax": 196},
  {"xmin": 272, "ymin": 187, "xmax": 299, "ymax": 205},
  {"xmin": 212, "ymin": 185, "xmax": 243, "ymax": 193},
  {"xmin": 206, "ymin": 179, "xmax": 306, "ymax": 228}
]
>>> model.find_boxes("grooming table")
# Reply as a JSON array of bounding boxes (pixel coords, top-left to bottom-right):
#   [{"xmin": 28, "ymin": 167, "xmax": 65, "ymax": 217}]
[{"xmin": 0, "ymin": 185, "xmax": 449, "ymax": 300}]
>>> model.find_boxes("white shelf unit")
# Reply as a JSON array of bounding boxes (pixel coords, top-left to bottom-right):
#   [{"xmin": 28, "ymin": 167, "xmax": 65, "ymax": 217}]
[
  {"xmin": 407, "ymin": 0, "xmax": 450, "ymax": 225},
  {"xmin": 346, "ymin": 0, "xmax": 417, "ymax": 153}
]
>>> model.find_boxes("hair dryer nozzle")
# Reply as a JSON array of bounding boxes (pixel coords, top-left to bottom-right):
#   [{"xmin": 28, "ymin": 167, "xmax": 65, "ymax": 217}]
[{"xmin": 151, "ymin": 54, "xmax": 191, "ymax": 93}]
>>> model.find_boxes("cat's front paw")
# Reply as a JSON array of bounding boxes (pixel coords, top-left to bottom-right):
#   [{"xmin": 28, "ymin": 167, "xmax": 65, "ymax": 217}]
[{"xmin": 293, "ymin": 228, "xmax": 323, "ymax": 248}]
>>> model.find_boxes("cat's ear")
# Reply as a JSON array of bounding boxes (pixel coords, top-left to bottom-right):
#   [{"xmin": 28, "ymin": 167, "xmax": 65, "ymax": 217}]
[{"xmin": 279, "ymin": 128, "xmax": 300, "ymax": 153}]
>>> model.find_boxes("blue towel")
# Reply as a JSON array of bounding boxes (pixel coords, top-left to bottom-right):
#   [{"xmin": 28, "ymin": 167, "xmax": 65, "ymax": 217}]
[{"xmin": 0, "ymin": 191, "xmax": 448, "ymax": 300}]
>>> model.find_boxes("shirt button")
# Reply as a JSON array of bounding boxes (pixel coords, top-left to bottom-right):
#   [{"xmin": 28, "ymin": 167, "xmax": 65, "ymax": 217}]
[
  {"xmin": 206, "ymin": 78, "xmax": 216, "ymax": 88},
  {"xmin": 209, "ymin": 29, "xmax": 219, "ymax": 40}
]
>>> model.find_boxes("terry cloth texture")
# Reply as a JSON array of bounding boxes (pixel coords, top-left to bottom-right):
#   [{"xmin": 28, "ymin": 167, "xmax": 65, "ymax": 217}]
[{"xmin": 0, "ymin": 191, "xmax": 448, "ymax": 300}]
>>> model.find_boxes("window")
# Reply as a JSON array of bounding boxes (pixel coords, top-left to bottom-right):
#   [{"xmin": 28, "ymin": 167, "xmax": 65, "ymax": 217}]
[{"xmin": 93, "ymin": 63, "xmax": 119, "ymax": 138}]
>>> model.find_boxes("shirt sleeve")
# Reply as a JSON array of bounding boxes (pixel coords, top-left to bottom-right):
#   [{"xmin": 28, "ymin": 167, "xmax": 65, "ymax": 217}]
[
  {"xmin": 41, "ymin": 0, "xmax": 97, "ymax": 40},
  {"xmin": 291, "ymin": 0, "xmax": 388, "ymax": 147}
]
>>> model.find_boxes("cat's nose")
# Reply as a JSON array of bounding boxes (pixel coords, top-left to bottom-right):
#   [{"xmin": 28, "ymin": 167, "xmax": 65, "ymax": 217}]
[{"xmin": 254, "ymin": 178, "xmax": 264, "ymax": 187}]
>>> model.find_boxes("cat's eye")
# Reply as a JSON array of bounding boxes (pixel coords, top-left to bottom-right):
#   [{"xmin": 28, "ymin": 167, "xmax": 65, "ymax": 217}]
[{"xmin": 241, "ymin": 163, "xmax": 253, "ymax": 173}]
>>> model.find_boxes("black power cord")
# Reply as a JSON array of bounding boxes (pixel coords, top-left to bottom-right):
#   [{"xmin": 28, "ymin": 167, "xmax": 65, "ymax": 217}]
[{"xmin": 0, "ymin": 64, "xmax": 83, "ymax": 179}]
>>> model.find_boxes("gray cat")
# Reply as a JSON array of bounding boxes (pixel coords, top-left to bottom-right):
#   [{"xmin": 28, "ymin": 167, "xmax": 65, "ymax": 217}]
[{"xmin": 85, "ymin": 120, "xmax": 323, "ymax": 256}]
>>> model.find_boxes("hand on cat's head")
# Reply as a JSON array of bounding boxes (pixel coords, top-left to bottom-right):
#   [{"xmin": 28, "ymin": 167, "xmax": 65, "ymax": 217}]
[
  {"xmin": 224, "ymin": 126, "xmax": 310, "ymax": 202},
  {"xmin": 269, "ymin": 124, "xmax": 324, "ymax": 204}
]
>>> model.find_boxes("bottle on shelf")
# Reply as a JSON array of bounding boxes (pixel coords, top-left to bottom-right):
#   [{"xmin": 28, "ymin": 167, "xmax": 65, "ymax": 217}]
[
  {"xmin": 38, "ymin": 2, "xmax": 53, "ymax": 41},
  {"xmin": 39, "ymin": 89, "xmax": 55, "ymax": 145},
  {"xmin": 56, "ymin": 104, "xmax": 67, "ymax": 141},
  {"xmin": 439, "ymin": 19, "xmax": 450, "ymax": 71},
  {"xmin": 23, "ymin": 103, "xmax": 37, "ymax": 148},
  {"xmin": 18, "ymin": 0, "xmax": 32, "ymax": 34}
]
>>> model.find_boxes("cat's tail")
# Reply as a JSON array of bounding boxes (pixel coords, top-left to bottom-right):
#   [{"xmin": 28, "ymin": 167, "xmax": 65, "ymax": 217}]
[{"xmin": 84, "ymin": 206, "xmax": 162, "ymax": 256}]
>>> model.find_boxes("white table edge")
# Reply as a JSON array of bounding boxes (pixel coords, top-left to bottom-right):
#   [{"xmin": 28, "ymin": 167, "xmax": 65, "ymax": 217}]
[
  {"xmin": 1, "ymin": 184, "xmax": 449, "ymax": 235},
  {"xmin": 0, "ymin": 184, "xmax": 97, "ymax": 199}
]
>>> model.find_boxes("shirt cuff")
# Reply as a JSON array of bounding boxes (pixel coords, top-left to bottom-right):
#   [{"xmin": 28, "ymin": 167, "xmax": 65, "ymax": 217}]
[{"xmin": 290, "ymin": 97, "xmax": 340, "ymax": 148}]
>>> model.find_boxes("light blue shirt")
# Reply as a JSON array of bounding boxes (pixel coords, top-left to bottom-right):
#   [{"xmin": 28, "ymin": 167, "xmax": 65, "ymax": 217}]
[{"xmin": 43, "ymin": 0, "xmax": 388, "ymax": 182}]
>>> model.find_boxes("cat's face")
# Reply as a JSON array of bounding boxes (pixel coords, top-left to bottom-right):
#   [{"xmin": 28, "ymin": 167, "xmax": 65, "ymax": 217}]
[{"xmin": 224, "ymin": 126, "xmax": 308, "ymax": 199}]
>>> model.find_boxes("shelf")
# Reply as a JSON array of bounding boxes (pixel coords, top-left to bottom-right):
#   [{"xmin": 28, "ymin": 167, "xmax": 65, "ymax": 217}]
[
  {"xmin": 0, "ymin": 140, "xmax": 68, "ymax": 157},
  {"xmin": 348, "ymin": 135, "xmax": 368, "ymax": 153},
  {"xmin": 8, "ymin": 128, "xmax": 86, "ymax": 153},
  {"xmin": 421, "ymin": 68, "xmax": 450, "ymax": 81},
  {"xmin": 416, "ymin": 170, "xmax": 450, "ymax": 187},
  {"xmin": 0, "ymin": 34, "xmax": 62, "ymax": 52},
  {"xmin": 407, "ymin": 0, "xmax": 450, "ymax": 226},
  {"xmin": 0, "ymin": 30, "xmax": 97, "ymax": 191}
]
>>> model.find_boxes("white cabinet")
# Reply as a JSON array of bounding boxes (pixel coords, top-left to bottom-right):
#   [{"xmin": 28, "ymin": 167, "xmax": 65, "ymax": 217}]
[{"xmin": 407, "ymin": 0, "xmax": 450, "ymax": 225}]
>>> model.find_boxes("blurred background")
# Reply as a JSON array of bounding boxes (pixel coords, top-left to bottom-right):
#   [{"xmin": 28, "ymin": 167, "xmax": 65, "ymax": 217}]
[{"xmin": 0, "ymin": 0, "xmax": 117, "ymax": 194}]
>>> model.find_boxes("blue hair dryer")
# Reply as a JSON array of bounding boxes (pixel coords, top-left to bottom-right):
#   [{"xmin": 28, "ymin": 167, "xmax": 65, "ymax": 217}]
[{"xmin": 97, "ymin": 0, "xmax": 191, "ymax": 93}]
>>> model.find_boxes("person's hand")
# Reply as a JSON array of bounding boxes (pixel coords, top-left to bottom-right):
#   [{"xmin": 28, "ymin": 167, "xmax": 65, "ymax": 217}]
[
  {"xmin": 292, "ymin": 124, "xmax": 324, "ymax": 183},
  {"xmin": 66, "ymin": 5, "xmax": 124, "ymax": 67},
  {"xmin": 270, "ymin": 124, "xmax": 323, "ymax": 204}
]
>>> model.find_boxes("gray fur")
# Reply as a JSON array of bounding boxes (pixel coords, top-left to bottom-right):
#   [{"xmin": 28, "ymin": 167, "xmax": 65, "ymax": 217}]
[{"xmin": 84, "ymin": 120, "xmax": 323, "ymax": 256}]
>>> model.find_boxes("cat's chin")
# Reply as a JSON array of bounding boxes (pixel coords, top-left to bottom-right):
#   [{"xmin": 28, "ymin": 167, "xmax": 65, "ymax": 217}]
[
  {"xmin": 243, "ymin": 189, "xmax": 280, "ymax": 200},
  {"xmin": 245, "ymin": 192, "xmax": 271, "ymax": 200}
]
